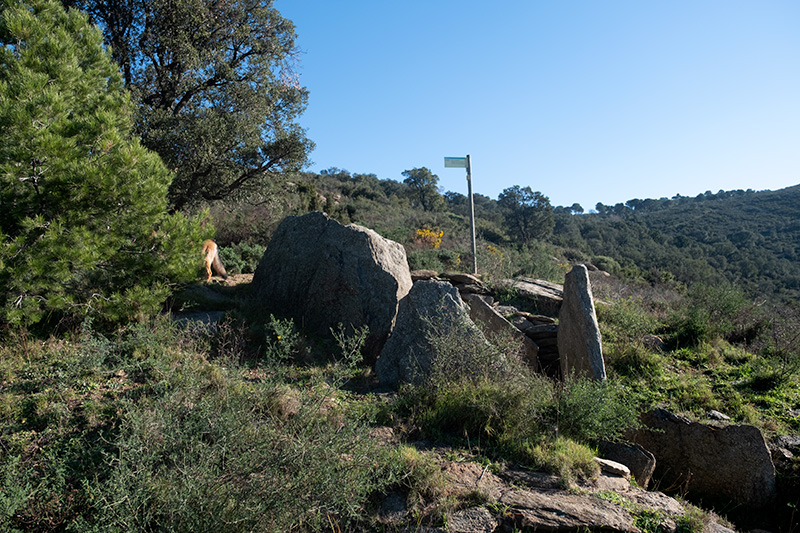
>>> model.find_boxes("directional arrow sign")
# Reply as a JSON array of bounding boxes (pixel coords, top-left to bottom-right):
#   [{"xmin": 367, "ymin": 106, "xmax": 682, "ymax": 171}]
[{"xmin": 444, "ymin": 157, "xmax": 467, "ymax": 168}]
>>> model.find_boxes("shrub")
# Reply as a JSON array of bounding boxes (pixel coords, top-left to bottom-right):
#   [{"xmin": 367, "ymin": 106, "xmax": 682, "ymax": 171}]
[
  {"xmin": 414, "ymin": 227, "xmax": 444, "ymax": 249},
  {"xmin": 398, "ymin": 315, "xmax": 642, "ymax": 478},
  {"xmin": 98, "ymin": 365, "xmax": 394, "ymax": 532},
  {"xmin": 551, "ymin": 378, "xmax": 642, "ymax": 443},
  {"xmin": 406, "ymin": 248, "xmax": 462, "ymax": 272},
  {"xmin": 669, "ymin": 283, "xmax": 763, "ymax": 348},
  {"xmin": 597, "ymin": 299, "xmax": 661, "ymax": 345},
  {"xmin": 217, "ymin": 241, "xmax": 267, "ymax": 275},
  {"xmin": 524, "ymin": 436, "xmax": 599, "ymax": 481}
]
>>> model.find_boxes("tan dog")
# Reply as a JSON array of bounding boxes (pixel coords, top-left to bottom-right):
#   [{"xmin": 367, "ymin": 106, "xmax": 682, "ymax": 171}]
[{"xmin": 201, "ymin": 240, "xmax": 228, "ymax": 282}]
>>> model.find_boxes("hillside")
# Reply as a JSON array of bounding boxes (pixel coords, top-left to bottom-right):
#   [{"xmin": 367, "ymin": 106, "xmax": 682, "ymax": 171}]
[
  {"xmin": 554, "ymin": 185, "xmax": 800, "ymax": 298},
  {"xmin": 211, "ymin": 170, "xmax": 800, "ymax": 300}
]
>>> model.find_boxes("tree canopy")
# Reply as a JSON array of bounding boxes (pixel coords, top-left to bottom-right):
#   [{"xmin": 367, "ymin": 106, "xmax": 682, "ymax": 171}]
[
  {"xmin": 402, "ymin": 167, "xmax": 443, "ymax": 212},
  {"xmin": 497, "ymin": 185, "xmax": 554, "ymax": 244},
  {"xmin": 0, "ymin": 0, "xmax": 204, "ymax": 328},
  {"xmin": 63, "ymin": 0, "xmax": 314, "ymax": 211}
]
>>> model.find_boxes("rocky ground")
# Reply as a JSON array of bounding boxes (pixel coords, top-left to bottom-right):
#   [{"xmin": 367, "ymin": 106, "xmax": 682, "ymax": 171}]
[
  {"xmin": 174, "ymin": 275, "xmax": 739, "ymax": 532},
  {"xmin": 373, "ymin": 434, "xmax": 735, "ymax": 533}
]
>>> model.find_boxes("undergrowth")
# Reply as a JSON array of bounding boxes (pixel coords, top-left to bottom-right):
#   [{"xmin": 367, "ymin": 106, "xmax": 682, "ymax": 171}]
[
  {"xmin": 395, "ymin": 314, "xmax": 642, "ymax": 483},
  {"xmin": 0, "ymin": 317, "xmax": 396, "ymax": 532}
]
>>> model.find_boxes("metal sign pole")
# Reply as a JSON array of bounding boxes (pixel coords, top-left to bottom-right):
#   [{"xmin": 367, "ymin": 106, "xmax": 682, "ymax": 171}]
[
  {"xmin": 466, "ymin": 155, "xmax": 477, "ymax": 275},
  {"xmin": 444, "ymin": 155, "xmax": 478, "ymax": 275}
]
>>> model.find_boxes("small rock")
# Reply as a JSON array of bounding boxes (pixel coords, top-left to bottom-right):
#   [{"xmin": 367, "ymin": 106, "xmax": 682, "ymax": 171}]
[
  {"xmin": 591, "ymin": 472, "xmax": 631, "ymax": 492},
  {"xmin": 378, "ymin": 492, "xmax": 408, "ymax": 524},
  {"xmin": 411, "ymin": 269, "xmax": 439, "ymax": 281},
  {"xmin": 776, "ymin": 434, "xmax": 800, "ymax": 450},
  {"xmin": 707, "ymin": 409, "xmax": 731, "ymax": 421},
  {"xmin": 596, "ymin": 440, "xmax": 656, "ymax": 489},
  {"xmin": 369, "ymin": 426, "xmax": 397, "ymax": 446},
  {"xmin": 641, "ymin": 334, "xmax": 665, "ymax": 352},
  {"xmin": 442, "ymin": 272, "xmax": 484, "ymax": 286},
  {"xmin": 496, "ymin": 305, "xmax": 521, "ymax": 317},
  {"xmin": 456, "ymin": 283, "xmax": 491, "ymax": 295},
  {"xmin": 772, "ymin": 447, "xmax": 794, "ymax": 463},
  {"xmin": 594, "ymin": 457, "xmax": 631, "ymax": 479},
  {"xmin": 447, "ymin": 507, "xmax": 498, "ymax": 533}
]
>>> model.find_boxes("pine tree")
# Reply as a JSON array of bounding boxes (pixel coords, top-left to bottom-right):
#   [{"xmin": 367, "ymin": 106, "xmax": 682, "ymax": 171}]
[{"xmin": 0, "ymin": 0, "xmax": 205, "ymax": 329}]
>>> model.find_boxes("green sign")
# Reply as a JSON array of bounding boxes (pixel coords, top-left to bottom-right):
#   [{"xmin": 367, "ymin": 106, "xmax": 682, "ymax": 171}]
[{"xmin": 444, "ymin": 157, "xmax": 467, "ymax": 168}]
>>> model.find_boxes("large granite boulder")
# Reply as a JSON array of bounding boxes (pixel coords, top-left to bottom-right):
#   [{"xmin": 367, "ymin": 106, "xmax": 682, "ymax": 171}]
[
  {"xmin": 252, "ymin": 212, "xmax": 412, "ymax": 361},
  {"xmin": 629, "ymin": 408, "xmax": 777, "ymax": 509},
  {"xmin": 557, "ymin": 264, "xmax": 606, "ymax": 380},
  {"xmin": 375, "ymin": 280, "xmax": 488, "ymax": 386}
]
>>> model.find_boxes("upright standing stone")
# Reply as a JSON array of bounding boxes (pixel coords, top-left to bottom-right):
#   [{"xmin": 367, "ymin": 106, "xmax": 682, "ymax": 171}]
[
  {"xmin": 252, "ymin": 212, "xmax": 412, "ymax": 362},
  {"xmin": 557, "ymin": 264, "xmax": 606, "ymax": 380}
]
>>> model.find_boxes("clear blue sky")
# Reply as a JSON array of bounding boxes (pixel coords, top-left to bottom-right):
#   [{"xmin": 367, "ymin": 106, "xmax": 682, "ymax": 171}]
[{"xmin": 276, "ymin": 1, "xmax": 800, "ymax": 210}]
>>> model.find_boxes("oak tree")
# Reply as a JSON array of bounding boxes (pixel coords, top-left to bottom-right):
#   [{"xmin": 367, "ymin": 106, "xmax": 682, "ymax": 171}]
[
  {"xmin": 63, "ymin": 0, "xmax": 314, "ymax": 210},
  {"xmin": 498, "ymin": 185, "xmax": 554, "ymax": 244},
  {"xmin": 402, "ymin": 167, "xmax": 443, "ymax": 212}
]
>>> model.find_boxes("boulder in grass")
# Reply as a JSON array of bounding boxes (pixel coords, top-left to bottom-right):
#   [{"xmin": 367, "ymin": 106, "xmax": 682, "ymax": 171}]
[
  {"xmin": 629, "ymin": 408, "xmax": 776, "ymax": 510},
  {"xmin": 376, "ymin": 280, "xmax": 489, "ymax": 387},
  {"xmin": 252, "ymin": 212, "xmax": 412, "ymax": 363}
]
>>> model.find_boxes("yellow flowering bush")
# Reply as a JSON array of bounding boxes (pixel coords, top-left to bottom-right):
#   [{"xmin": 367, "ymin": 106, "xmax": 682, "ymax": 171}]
[{"xmin": 414, "ymin": 228, "xmax": 444, "ymax": 249}]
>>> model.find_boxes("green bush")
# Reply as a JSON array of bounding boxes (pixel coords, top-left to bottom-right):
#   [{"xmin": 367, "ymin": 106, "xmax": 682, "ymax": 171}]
[
  {"xmin": 668, "ymin": 283, "xmax": 763, "ymax": 348},
  {"xmin": 592, "ymin": 255, "xmax": 622, "ymax": 275},
  {"xmin": 398, "ymin": 315, "xmax": 642, "ymax": 478},
  {"xmin": 0, "ymin": 317, "xmax": 399, "ymax": 532},
  {"xmin": 217, "ymin": 241, "xmax": 267, "ymax": 275},
  {"xmin": 551, "ymin": 378, "xmax": 642, "ymax": 443},
  {"xmin": 406, "ymin": 248, "xmax": 463, "ymax": 272},
  {"xmin": 597, "ymin": 299, "xmax": 661, "ymax": 345}
]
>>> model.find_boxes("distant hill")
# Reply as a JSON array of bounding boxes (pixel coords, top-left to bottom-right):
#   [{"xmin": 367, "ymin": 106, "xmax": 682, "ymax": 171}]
[{"xmin": 552, "ymin": 185, "xmax": 800, "ymax": 298}]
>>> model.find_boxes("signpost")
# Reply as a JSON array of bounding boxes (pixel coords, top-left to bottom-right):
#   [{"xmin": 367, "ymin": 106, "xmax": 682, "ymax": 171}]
[{"xmin": 444, "ymin": 155, "xmax": 477, "ymax": 275}]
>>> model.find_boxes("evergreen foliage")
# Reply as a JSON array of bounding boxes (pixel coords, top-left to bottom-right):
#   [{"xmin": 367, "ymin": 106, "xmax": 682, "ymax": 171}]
[
  {"xmin": 552, "ymin": 186, "xmax": 800, "ymax": 297},
  {"xmin": 0, "ymin": 0, "xmax": 204, "ymax": 328}
]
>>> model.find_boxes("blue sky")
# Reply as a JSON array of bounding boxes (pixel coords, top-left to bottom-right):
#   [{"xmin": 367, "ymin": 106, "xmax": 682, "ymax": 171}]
[{"xmin": 276, "ymin": 1, "xmax": 800, "ymax": 210}]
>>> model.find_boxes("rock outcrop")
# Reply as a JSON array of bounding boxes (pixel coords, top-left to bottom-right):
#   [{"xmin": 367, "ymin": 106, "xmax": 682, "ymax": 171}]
[
  {"xmin": 461, "ymin": 293, "xmax": 540, "ymax": 369},
  {"xmin": 492, "ymin": 278, "xmax": 563, "ymax": 315},
  {"xmin": 630, "ymin": 408, "xmax": 777, "ymax": 509},
  {"xmin": 558, "ymin": 264, "xmax": 606, "ymax": 380},
  {"xmin": 252, "ymin": 212, "xmax": 412, "ymax": 361},
  {"xmin": 375, "ymin": 280, "xmax": 487, "ymax": 386},
  {"xmin": 500, "ymin": 489, "xmax": 638, "ymax": 532}
]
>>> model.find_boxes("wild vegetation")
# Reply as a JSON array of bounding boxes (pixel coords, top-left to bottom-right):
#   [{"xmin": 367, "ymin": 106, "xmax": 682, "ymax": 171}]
[{"xmin": 3, "ymin": 0, "xmax": 800, "ymax": 531}]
